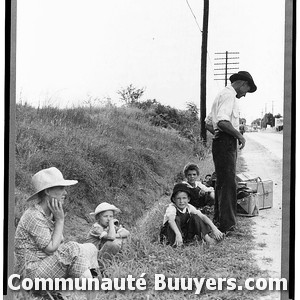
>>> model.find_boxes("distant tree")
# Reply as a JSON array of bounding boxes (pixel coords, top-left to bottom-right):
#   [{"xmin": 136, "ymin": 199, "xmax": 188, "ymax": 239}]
[
  {"xmin": 261, "ymin": 113, "xmax": 275, "ymax": 128},
  {"xmin": 117, "ymin": 84, "xmax": 145, "ymax": 105},
  {"xmin": 274, "ymin": 113, "xmax": 282, "ymax": 118},
  {"xmin": 239, "ymin": 117, "xmax": 246, "ymax": 125},
  {"xmin": 251, "ymin": 118, "xmax": 261, "ymax": 127}
]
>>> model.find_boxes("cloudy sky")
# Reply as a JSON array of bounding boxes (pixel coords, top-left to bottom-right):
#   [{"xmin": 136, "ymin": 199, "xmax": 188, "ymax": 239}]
[{"xmin": 16, "ymin": 0, "xmax": 285, "ymax": 123}]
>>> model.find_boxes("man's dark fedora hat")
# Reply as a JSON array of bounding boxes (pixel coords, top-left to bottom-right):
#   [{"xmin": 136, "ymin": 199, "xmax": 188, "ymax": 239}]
[
  {"xmin": 171, "ymin": 183, "xmax": 191, "ymax": 202},
  {"xmin": 229, "ymin": 71, "xmax": 257, "ymax": 93}
]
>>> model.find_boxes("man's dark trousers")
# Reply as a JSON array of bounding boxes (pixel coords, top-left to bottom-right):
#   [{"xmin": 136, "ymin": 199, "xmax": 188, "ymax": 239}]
[{"xmin": 212, "ymin": 131, "xmax": 237, "ymax": 232}]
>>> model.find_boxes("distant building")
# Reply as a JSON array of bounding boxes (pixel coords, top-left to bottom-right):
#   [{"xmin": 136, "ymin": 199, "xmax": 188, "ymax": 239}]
[{"xmin": 274, "ymin": 117, "xmax": 283, "ymax": 131}]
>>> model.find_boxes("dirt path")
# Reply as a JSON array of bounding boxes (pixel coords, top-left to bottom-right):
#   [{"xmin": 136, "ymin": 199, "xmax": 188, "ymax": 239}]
[{"xmin": 239, "ymin": 131, "xmax": 283, "ymax": 300}]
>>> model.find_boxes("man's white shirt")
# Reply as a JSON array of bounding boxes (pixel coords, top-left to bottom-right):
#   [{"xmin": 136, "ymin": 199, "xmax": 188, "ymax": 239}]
[{"xmin": 210, "ymin": 85, "xmax": 240, "ymax": 131}]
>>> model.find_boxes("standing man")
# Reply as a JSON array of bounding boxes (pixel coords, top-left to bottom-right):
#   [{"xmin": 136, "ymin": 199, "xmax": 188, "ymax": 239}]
[{"xmin": 210, "ymin": 71, "xmax": 257, "ymax": 233}]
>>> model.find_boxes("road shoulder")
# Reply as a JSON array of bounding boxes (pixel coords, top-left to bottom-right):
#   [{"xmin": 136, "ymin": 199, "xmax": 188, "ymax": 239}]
[{"xmin": 239, "ymin": 133, "xmax": 283, "ymax": 299}]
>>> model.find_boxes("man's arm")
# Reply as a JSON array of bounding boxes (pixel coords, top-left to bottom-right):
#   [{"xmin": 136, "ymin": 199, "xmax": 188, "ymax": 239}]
[
  {"xmin": 205, "ymin": 122, "xmax": 215, "ymax": 135},
  {"xmin": 205, "ymin": 113, "xmax": 215, "ymax": 135},
  {"xmin": 217, "ymin": 120, "xmax": 246, "ymax": 149}
]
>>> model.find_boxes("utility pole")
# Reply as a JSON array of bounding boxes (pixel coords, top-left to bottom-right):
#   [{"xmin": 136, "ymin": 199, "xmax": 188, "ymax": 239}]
[
  {"xmin": 214, "ymin": 51, "xmax": 239, "ymax": 86},
  {"xmin": 200, "ymin": 0, "xmax": 209, "ymax": 143}
]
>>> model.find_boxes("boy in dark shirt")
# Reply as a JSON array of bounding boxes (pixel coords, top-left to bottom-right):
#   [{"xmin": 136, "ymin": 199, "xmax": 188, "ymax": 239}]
[{"xmin": 182, "ymin": 163, "xmax": 215, "ymax": 209}]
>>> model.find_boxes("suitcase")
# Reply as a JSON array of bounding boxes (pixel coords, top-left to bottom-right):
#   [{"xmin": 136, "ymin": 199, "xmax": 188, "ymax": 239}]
[
  {"xmin": 236, "ymin": 173, "xmax": 259, "ymax": 182},
  {"xmin": 236, "ymin": 173, "xmax": 273, "ymax": 210},
  {"xmin": 237, "ymin": 193, "xmax": 259, "ymax": 217}
]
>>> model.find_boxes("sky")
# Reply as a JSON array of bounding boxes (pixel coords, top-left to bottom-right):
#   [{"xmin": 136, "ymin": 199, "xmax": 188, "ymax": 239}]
[{"xmin": 16, "ymin": 0, "xmax": 285, "ymax": 123}]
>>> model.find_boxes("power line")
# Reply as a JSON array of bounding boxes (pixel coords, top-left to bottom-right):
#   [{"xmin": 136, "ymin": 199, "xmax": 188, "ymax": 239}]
[{"xmin": 185, "ymin": 0, "xmax": 203, "ymax": 33}]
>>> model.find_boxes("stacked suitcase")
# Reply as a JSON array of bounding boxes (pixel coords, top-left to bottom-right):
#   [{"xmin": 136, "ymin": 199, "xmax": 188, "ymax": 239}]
[{"xmin": 236, "ymin": 173, "xmax": 273, "ymax": 217}]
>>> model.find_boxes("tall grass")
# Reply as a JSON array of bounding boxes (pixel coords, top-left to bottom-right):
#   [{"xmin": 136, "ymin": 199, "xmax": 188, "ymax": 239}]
[{"xmin": 89, "ymin": 216, "xmax": 268, "ymax": 300}]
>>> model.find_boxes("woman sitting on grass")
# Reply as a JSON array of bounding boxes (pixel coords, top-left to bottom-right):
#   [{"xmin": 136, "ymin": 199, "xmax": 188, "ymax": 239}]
[
  {"xmin": 182, "ymin": 163, "xmax": 215, "ymax": 209},
  {"xmin": 86, "ymin": 202, "xmax": 130, "ymax": 260},
  {"xmin": 160, "ymin": 183, "xmax": 224, "ymax": 247},
  {"xmin": 14, "ymin": 167, "xmax": 99, "ymax": 282}
]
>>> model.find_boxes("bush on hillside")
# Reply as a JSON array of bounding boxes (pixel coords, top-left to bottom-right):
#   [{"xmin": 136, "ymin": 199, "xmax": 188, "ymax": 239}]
[
  {"xmin": 130, "ymin": 99, "xmax": 202, "ymax": 143},
  {"xmin": 117, "ymin": 84, "xmax": 145, "ymax": 105},
  {"xmin": 117, "ymin": 85, "xmax": 203, "ymax": 143}
]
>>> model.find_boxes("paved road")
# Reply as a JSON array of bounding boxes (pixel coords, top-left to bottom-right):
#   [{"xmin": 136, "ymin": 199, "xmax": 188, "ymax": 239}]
[
  {"xmin": 239, "ymin": 131, "xmax": 283, "ymax": 300},
  {"xmin": 244, "ymin": 131, "xmax": 283, "ymax": 159}
]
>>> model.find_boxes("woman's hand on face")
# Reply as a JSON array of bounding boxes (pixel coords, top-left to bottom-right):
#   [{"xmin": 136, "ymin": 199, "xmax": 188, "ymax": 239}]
[
  {"xmin": 112, "ymin": 218, "xmax": 119, "ymax": 226},
  {"xmin": 47, "ymin": 198, "xmax": 64, "ymax": 221}
]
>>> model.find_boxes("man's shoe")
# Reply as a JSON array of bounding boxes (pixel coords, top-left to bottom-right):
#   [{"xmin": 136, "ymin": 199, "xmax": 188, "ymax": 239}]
[{"xmin": 219, "ymin": 225, "xmax": 236, "ymax": 236}]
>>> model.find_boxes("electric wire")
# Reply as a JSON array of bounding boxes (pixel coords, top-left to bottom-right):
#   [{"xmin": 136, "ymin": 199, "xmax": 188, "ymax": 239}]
[{"xmin": 185, "ymin": 0, "xmax": 202, "ymax": 33}]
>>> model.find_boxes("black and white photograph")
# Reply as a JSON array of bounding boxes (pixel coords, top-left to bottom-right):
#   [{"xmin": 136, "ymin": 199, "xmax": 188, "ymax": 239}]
[{"xmin": 3, "ymin": 0, "xmax": 295, "ymax": 299}]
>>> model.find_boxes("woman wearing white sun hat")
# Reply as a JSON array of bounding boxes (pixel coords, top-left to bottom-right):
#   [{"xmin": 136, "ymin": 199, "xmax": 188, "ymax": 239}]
[{"xmin": 14, "ymin": 167, "xmax": 99, "ymax": 281}]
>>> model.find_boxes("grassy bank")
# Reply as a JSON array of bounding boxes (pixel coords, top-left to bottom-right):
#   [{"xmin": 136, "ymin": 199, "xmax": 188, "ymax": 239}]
[
  {"xmin": 15, "ymin": 103, "xmax": 213, "ymax": 239},
  {"xmin": 14, "ymin": 103, "xmax": 268, "ymax": 300}
]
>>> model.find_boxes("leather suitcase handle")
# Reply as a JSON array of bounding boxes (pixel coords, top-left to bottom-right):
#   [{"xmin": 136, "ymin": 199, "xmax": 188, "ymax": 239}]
[{"xmin": 256, "ymin": 177, "xmax": 266, "ymax": 206}]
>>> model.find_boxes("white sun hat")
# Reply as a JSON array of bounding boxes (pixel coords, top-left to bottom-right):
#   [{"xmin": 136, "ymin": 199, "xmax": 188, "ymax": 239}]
[
  {"xmin": 90, "ymin": 202, "xmax": 121, "ymax": 216},
  {"xmin": 27, "ymin": 167, "xmax": 78, "ymax": 201}
]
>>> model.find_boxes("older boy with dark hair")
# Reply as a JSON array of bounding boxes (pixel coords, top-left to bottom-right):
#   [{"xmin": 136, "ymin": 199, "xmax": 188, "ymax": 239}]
[{"xmin": 182, "ymin": 163, "xmax": 215, "ymax": 209}]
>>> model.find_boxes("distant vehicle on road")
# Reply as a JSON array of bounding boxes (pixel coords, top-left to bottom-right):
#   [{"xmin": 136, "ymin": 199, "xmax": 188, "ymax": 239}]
[{"xmin": 245, "ymin": 125, "xmax": 258, "ymax": 132}]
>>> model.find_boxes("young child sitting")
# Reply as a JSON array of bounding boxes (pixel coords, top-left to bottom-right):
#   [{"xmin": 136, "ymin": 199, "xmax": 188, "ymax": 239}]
[
  {"xmin": 160, "ymin": 183, "xmax": 224, "ymax": 247},
  {"xmin": 182, "ymin": 163, "xmax": 215, "ymax": 209},
  {"xmin": 86, "ymin": 202, "xmax": 130, "ymax": 260}
]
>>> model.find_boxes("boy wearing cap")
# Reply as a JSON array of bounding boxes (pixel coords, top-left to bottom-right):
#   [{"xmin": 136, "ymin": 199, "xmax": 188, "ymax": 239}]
[
  {"xmin": 160, "ymin": 183, "xmax": 224, "ymax": 247},
  {"xmin": 86, "ymin": 202, "xmax": 130, "ymax": 260}
]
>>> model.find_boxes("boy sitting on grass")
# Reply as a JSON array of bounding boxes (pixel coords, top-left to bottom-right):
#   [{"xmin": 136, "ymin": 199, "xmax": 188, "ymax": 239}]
[
  {"xmin": 86, "ymin": 202, "xmax": 130, "ymax": 260},
  {"xmin": 182, "ymin": 163, "xmax": 215, "ymax": 209},
  {"xmin": 160, "ymin": 183, "xmax": 224, "ymax": 247}
]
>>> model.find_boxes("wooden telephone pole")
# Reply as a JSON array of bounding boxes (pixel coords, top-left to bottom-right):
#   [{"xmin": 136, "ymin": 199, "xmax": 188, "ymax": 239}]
[{"xmin": 200, "ymin": 0, "xmax": 209, "ymax": 142}]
